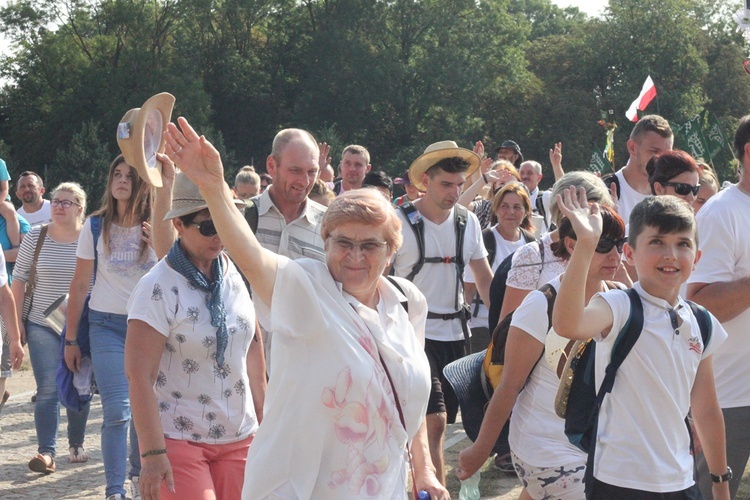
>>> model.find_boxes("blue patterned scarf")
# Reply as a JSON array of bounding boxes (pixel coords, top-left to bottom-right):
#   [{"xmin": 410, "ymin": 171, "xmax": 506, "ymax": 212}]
[{"xmin": 167, "ymin": 240, "xmax": 228, "ymax": 366}]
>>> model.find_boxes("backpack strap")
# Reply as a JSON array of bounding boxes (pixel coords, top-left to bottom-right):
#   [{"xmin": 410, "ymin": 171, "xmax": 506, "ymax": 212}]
[
  {"xmin": 243, "ymin": 196, "xmax": 260, "ymax": 234},
  {"xmin": 90, "ymin": 216, "xmax": 102, "ymax": 285},
  {"xmin": 385, "ymin": 276, "xmax": 409, "ymax": 313},
  {"xmin": 584, "ymin": 287, "xmax": 644, "ymax": 495},
  {"xmin": 686, "ymin": 300, "xmax": 712, "ymax": 348},
  {"xmin": 482, "ymin": 227, "xmax": 496, "ymax": 268},
  {"xmin": 398, "ymin": 202, "xmax": 425, "ymax": 282},
  {"xmin": 602, "ymin": 173, "xmax": 621, "ymax": 199},
  {"xmin": 537, "ymin": 238, "xmax": 545, "ymax": 267}
]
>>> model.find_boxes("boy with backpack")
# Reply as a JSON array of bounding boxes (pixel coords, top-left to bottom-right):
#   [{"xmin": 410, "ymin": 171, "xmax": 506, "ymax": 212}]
[{"xmin": 552, "ymin": 189, "xmax": 730, "ymax": 499}]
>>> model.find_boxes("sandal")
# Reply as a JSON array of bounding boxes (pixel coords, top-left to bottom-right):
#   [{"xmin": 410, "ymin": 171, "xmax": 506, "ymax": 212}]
[
  {"xmin": 69, "ymin": 445, "xmax": 89, "ymax": 463},
  {"xmin": 28, "ymin": 453, "xmax": 56, "ymax": 474}
]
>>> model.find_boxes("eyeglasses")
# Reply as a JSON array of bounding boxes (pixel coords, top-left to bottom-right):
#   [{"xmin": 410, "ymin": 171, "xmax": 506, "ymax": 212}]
[
  {"xmin": 661, "ymin": 181, "xmax": 700, "ymax": 196},
  {"xmin": 51, "ymin": 200, "xmax": 80, "ymax": 209},
  {"xmin": 329, "ymin": 236, "xmax": 388, "ymax": 255},
  {"xmin": 191, "ymin": 220, "xmax": 218, "ymax": 237},
  {"xmin": 595, "ymin": 237, "xmax": 627, "ymax": 254}
]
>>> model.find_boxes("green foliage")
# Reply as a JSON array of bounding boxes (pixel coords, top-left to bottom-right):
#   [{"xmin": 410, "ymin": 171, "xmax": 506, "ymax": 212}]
[
  {"xmin": 53, "ymin": 119, "xmax": 112, "ymax": 211},
  {"xmin": 0, "ymin": 0, "xmax": 749, "ymax": 188}
]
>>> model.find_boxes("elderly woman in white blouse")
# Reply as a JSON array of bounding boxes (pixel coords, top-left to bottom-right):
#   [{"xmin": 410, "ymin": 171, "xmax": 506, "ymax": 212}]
[{"xmin": 163, "ymin": 116, "xmax": 447, "ymax": 500}]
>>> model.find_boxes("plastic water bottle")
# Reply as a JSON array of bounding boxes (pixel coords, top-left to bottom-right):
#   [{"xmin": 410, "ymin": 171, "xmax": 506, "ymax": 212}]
[{"xmin": 458, "ymin": 471, "xmax": 481, "ymax": 500}]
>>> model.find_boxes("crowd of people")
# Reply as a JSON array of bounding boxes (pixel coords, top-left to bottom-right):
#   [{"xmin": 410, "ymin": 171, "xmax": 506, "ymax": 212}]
[{"xmin": 0, "ymin": 111, "xmax": 748, "ymax": 500}]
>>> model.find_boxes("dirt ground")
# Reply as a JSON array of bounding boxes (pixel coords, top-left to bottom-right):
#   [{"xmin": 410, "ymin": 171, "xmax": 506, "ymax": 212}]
[{"xmin": 3, "ymin": 346, "xmax": 750, "ymax": 499}]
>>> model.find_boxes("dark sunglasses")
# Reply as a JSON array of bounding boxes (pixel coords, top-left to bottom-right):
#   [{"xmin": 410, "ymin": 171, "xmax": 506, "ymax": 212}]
[
  {"xmin": 595, "ymin": 237, "xmax": 627, "ymax": 254},
  {"xmin": 191, "ymin": 220, "xmax": 217, "ymax": 237},
  {"xmin": 661, "ymin": 181, "xmax": 700, "ymax": 196}
]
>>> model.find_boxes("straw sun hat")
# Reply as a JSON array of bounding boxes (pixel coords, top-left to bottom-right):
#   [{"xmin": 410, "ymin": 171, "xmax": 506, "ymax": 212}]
[{"xmin": 408, "ymin": 141, "xmax": 480, "ymax": 191}]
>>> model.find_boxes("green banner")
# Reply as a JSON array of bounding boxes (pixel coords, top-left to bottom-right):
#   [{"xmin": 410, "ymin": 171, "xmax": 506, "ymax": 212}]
[
  {"xmin": 589, "ymin": 149, "xmax": 611, "ymax": 174},
  {"xmin": 702, "ymin": 110, "xmax": 729, "ymax": 160}
]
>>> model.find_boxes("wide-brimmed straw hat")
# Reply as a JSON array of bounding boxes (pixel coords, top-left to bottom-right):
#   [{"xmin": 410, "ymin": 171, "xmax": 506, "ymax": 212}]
[
  {"xmin": 408, "ymin": 141, "xmax": 480, "ymax": 191},
  {"xmin": 116, "ymin": 92, "xmax": 175, "ymax": 188},
  {"xmin": 443, "ymin": 350, "xmax": 506, "ymax": 454},
  {"xmin": 164, "ymin": 172, "xmax": 245, "ymax": 220}
]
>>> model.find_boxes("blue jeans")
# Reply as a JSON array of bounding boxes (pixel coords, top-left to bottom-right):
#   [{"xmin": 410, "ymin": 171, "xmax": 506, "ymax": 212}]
[
  {"xmin": 89, "ymin": 310, "xmax": 140, "ymax": 497},
  {"xmin": 27, "ymin": 321, "xmax": 90, "ymax": 457}
]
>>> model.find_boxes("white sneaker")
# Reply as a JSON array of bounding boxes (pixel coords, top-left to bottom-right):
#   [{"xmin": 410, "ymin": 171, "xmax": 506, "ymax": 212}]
[
  {"xmin": 105, "ymin": 495, "xmax": 126, "ymax": 500},
  {"xmin": 130, "ymin": 476, "xmax": 141, "ymax": 500}
]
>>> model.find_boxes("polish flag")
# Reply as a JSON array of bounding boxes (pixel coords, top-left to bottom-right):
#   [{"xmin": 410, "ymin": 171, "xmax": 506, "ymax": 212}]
[{"xmin": 625, "ymin": 76, "xmax": 657, "ymax": 122}]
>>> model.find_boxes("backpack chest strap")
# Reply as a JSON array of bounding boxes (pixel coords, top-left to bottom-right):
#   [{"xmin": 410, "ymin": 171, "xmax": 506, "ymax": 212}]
[{"xmin": 423, "ymin": 256, "xmax": 457, "ymax": 264}]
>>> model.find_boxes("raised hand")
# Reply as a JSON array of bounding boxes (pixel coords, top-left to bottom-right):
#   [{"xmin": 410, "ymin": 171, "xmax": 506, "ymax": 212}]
[
  {"xmin": 473, "ymin": 140, "xmax": 485, "ymax": 159},
  {"xmin": 549, "ymin": 142, "xmax": 562, "ymax": 170},
  {"xmin": 318, "ymin": 142, "xmax": 331, "ymax": 169},
  {"xmin": 164, "ymin": 117, "xmax": 224, "ymax": 190},
  {"xmin": 556, "ymin": 186, "xmax": 602, "ymax": 244},
  {"xmin": 480, "ymin": 156, "xmax": 493, "ymax": 175}
]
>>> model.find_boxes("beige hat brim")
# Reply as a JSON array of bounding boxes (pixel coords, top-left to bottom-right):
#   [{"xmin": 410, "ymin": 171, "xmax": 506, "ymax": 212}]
[
  {"xmin": 117, "ymin": 92, "xmax": 176, "ymax": 188},
  {"xmin": 163, "ymin": 199, "xmax": 246, "ymax": 221},
  {"xmin": 408, "ymin": 147, "xmax": 480, "ymax": 192},
  {"xmin": 163, "ymin": 172, "xmax": 245, "ymax": 221}
]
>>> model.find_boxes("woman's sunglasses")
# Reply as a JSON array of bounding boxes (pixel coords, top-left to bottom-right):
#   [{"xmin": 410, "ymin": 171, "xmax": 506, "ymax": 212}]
[
  {"xmin": 595, "ymin": 237, "xmax": 627, "ymax": 254},
  {"xmin": 191, "ymin": 220, "xmax": 217, "ymax": 237},
  {"xmin": 661, "ymin": 181, "xmax": 700, "ymax": 196}
]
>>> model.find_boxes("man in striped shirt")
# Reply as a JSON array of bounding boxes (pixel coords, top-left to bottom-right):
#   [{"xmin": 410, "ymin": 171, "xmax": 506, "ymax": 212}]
[{"xmin": 252, "ymin": 129, "xmax": 326, "ymax": 372}]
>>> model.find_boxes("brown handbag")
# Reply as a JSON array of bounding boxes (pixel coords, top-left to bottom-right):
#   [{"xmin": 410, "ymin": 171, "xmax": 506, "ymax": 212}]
[{"xmin": 22, "ymin": 224, "xmax": 49, "ymax": 323}]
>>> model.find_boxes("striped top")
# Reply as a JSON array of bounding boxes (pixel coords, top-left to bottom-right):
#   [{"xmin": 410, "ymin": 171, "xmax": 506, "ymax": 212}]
[
  {"xmin": 253, "ymin": 190, "xmax": 326, "ymax": 262},
  {"xmin": 13, "ymin": 225, "xmax": 82, "ymax": 326}
]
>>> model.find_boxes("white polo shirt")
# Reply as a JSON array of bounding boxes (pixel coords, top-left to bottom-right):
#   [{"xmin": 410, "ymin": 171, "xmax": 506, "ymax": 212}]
[{"xmin": 593, "ymin": 283, "xmax": 727, "ymax": 492}]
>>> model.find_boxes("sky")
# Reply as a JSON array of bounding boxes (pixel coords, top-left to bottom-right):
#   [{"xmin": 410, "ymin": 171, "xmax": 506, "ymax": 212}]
[{"xmin": 551, "ymin": 0, "xmax": 608, "ymax": 17}]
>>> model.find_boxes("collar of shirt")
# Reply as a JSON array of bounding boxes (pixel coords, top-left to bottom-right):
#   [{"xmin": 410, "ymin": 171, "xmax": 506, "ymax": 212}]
[{"xmin": 256, "ymin": 189, "xmax": 320, "ymax": 224}]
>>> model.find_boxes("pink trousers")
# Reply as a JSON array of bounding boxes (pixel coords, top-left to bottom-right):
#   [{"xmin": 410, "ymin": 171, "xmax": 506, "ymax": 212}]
[{"xmin": 161, "ymin": 434, "xmax": 254, "ymax": 499}]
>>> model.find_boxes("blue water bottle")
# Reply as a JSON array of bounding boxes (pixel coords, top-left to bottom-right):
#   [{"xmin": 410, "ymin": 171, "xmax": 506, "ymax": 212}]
[
  {"xmin": 458, "ymin": 471, "xmax": 481, "ymax": 500},
  {"xmin": 417, "ymin": 491, "xmax": 431, "ymax": 500}
]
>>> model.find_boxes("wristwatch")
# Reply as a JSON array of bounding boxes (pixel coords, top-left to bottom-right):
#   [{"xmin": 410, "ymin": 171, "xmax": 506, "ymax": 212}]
[{"xmin": 710, "ymin": 467, "xmax": 733, "ymax": 483}]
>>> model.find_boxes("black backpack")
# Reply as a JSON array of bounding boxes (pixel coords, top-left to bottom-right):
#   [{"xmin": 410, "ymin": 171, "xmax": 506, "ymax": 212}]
[
  {"xmin": 471, "ymin": 227, "xmax": 535, "ymax": 318},
  {"xmin": 398, "ymin": 202, "xmax": 468, "ymax": 311},
  {"xmin": 486, "ymin": 239, "xmax": 545, "ymax": 334},
  {"xmin": 556, "ymin": 288, "xmax": 712, "ymax": 494}
]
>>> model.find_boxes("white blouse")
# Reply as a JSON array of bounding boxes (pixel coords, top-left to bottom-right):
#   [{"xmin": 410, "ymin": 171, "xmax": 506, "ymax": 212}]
[{"xmin": 242, "ymin": 257, "xmax": 431, "ymax": 499}]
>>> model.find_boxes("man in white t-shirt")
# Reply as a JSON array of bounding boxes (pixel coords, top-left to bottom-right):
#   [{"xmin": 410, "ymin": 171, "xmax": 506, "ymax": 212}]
[
  {"xmin": 688, "ymin": 115, "xmax": 750, "ymax": 498},
  {"xmin": 15, "ymin": 171, "xmax": 51, "ymax": 227},
  {"xmin": 333, "ymin": 145, "xmax": 371, "ymax": 195},
  {"xmin": 391, "ymin": 140, "xmax": 493, "ymax": 485},
  {"xmin": 604, "ymin": 115, "xmax": 673, "ymax": 223}
]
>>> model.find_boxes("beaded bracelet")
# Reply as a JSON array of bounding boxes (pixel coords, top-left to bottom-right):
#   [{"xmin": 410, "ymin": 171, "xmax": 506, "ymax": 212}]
[
  {"xmin": 64, "ymin": 339, "xmax": 79, "ymax": 346},
  {"xmin": 141, "ymin": 448, "xmax": 167, "ymax": 458}
]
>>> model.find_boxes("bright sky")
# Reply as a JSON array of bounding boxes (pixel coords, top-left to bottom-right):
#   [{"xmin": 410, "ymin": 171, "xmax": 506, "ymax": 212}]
[{"xmin": 551, "ymin": 0, "xmax": 608, "ymax": 17}]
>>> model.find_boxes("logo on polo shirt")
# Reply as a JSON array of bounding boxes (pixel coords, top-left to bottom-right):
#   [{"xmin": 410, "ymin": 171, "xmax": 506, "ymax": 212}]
[{"xmin": 688, "ymin": 336, "xmax": 702, "ymax": 355}]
